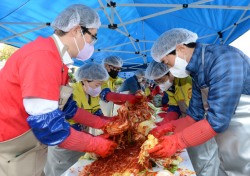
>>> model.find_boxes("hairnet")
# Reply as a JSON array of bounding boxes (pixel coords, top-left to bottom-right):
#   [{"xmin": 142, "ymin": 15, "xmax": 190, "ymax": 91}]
[
  {"xmin": 134, "ymin": 69, "xmax": 145, "ymax": 77},
  {"xmin": 151, "ymin": 28, "xmax": 198, "ymax": 62},
  {"xmin": 102, "ymin": 56, "xmax": 123, "ymax": 67},
  {"xmin": 74, "ymin": 63, "xmax": 109, "ymax": 82},
  {"xmin": 145, "ymin": 61, "xmax": 170, "ymax": 80},
  {"xmin": 51, "ymin": 4, "xmax": 101, "ymax": 32}
]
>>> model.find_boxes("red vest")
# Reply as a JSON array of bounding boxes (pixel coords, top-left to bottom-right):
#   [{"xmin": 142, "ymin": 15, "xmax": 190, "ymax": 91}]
[{"xmin": 0, "ymin": 37, "xmax": 69, "ymax": 141}]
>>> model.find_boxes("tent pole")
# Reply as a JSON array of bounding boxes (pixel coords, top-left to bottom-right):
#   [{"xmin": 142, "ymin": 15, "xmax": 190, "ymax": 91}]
[
  {"xmin": 96, "ymin": 49, "xmax": 135, "ymax": 54},
  {"xmin": 0, "ymin": 22, "xmax": 47, "ymax": 25},
  {"xmin": 0, "ymin": 24, "xmax": 32, "ymax": 42},
  {"xmin": 110, "ymin": 1, "xmax": 140, "ymax": 52},
  {"xmin": 116, "ymin": 0, "xmax": 211, "ymax": 27},
  {"xmin": 117, "ymin": 3, "xmax": 250, "ymax": 11},
  {"xmin": 2, "ymin": 41, "xmax": 26, "ymax": 45},
  {"xmin": 98, "ymin": 0, "xmax": 113, "ymax": 24},
  {"xmin": 102, "ymin": 41, "xmax": 132, "ymax": 50},
  {"xmin": 123, "ymin": 56, "xmax": 143, "ymax": 62},
  {"xmin": 224, "ymin": 5, "xmax": 250, "ymax": 44},
  {"xmin": 0, "ymin": 24, "xmax": 48, "ymax": 42}
]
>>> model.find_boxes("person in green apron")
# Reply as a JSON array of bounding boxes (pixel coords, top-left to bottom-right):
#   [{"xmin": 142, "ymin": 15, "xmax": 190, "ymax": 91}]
[
  {"xmin": 0, "ymin": 4, "xmax": 117, "ymax": 176},
  {"xmin": 44, "ymin": 63, "xmax": 116, "ymax": 176},
  {"xmin": 100, "ymin": 56, "xmax": 142, "ymax": 116},
  {"xmin": 145, "ymin": 61, "xmax": 192, "ymax": 125},
  {"xmin": 148, "ymin": 28, "xmax": 250, "ymax": 176}
]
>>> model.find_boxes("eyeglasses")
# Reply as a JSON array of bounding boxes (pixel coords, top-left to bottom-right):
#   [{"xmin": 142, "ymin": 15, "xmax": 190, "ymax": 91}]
[
  {"xmin": 109, "ymin": 65, "xmax": 122, "ymax": 71},
  {"xmin": 81, "ymin": 26, "xmax": 98, "ymax": 44}
]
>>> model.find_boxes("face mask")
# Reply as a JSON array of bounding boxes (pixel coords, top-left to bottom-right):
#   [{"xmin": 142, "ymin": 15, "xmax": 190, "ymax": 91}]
[
  {"xmin": 137, "ymin": 78, "xmax": 143, "ymax": 82},
  {"xmin": 74, "ymin": 34, "xmax": 94, "ymax": 62},
  {"xmin": 159, "ymin": 80, "xmax": 173, "ymax": 91},
  {"xmin": 86, "ymin": 86, "xmax": 101, "ymax": 97},
  {"xmin": 108, "ymin": 69, "xmax": 119, "ymax": 79},
  {"xmin": 169, "ymin": 56, "xmax": 190, "ymax": 78}
]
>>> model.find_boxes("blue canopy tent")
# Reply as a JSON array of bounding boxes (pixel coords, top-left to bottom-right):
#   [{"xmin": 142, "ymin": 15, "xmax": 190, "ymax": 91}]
[{"xmin": 1, "ymin": 0, "xmax": 250, "ymax": 74}]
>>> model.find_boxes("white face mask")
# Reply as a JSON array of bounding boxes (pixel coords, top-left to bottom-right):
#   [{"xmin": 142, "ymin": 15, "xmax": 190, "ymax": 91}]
[
  {"xmin": 137, "ymin": 78, "xmax": 143, "ymax": 82},
  {"xmin": 159, "ymin": 80, "xmax": 173, "ymax": 91},
  {"xmin": 169, "ymin": 56, "xmax": 190, "ymax": 78}
]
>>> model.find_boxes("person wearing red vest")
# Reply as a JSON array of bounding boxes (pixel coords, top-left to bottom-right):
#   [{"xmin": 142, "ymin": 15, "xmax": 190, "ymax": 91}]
[{"xmin": 0, "ymin": 4, "xmax": 116, "ymax": 176}]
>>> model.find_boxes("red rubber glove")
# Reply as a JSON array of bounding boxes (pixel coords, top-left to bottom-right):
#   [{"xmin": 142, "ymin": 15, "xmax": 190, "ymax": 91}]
[
  {"xmin": 99, "ymin": 115, "xmax": 117, "ymax": 121},
  {"xmin": 73, "ymin": 108, "xmax": 111, "ymax": 129},
  {"xmin": 149, "ymin": 123, "xmax": 175, "ymax": 138},
  {"xmin": 150, "ymin": 115, "xmax": 196, "ymax": 138},
  {"xmin": 106, "ymin": 92, "xmax": 143, "ymax": 104},
  {"xmin": 170, "ymin": 115, "xmax": 196, "ymax": 133},
  {"xmin": 156, "ymin": 112, "xmax": 179, "ymax": 126},
  {"xmin": 148, "ymin": 119, "xmax": 217, "ymax": 158},
  {"xmin": 161, "ymin": 106, "xmax": 169, "ymax": 111},
  {"xmin": 59, "ymin": 128, "xmax": 117, "ymax": 158}
]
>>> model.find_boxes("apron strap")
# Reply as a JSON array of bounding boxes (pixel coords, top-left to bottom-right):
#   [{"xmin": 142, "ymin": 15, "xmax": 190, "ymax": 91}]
[{"xmin": 200, "ymin": 45, "xmax": 209, "ymax": 117}]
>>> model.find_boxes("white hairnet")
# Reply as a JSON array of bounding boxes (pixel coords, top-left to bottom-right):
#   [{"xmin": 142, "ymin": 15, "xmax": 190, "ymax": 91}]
[
  {"xmin": 51, "ymin": 4, "xmax": 101, "ymax": 32},
  {"xmin": 102, "ymin": 56, "xmax": 123, "ymax": 67},
  {"xmin": 151, "ymin": 28, "xmax": 198, "ymax": 62},
  {"xmin": 145, "ymin": 61, "xmax": 170, "ymax": 80},
  {"xmin": 74, "ymin": 63, "xmax": 109, "ymax": 82},
  {"xmin": 135, "ymin": 69, "xmax": 145, "ymax": 77}
]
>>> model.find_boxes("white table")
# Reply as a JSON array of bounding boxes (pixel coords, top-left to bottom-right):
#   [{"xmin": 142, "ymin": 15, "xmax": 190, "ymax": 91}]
[{"xmin": 62, "ymin": 149, "xmax": 196, "ymax": 176}]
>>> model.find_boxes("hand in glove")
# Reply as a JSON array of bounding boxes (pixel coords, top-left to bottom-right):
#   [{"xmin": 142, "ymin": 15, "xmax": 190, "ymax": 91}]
[
  {"xmin": 170, "ymin": 115, "xmax": 196, "ymax": 133},
  {"xmin": 161, "ymin": 106, "xmax": 169, "ymax": 112},
  {"xmin": 99, "ymin": 115, "xmax": 117, "ymax": 121},
  {"xmin": 156, "ymin": 112, "xmax": 179, "ymax": 126},
  {"xmin": 149, "ymin": 123, "xmax": 175, "ymax": 138},
  {"xmin": 148, "ymin": 134, "xmax": 184, "ymax": 158},
  {"xmin": 59, "ymin": 128, "xmax": 117, "ymax": 158},
  {"xmin": 106, "ymin": 92, "xmax": 143, "ymax": 104},
  {"xmin": 151, "ymin": 115, "xmax": 196, "ymax": 138},
  {"xmin": 148, "ymin": 119, "xmax": 217, "ymax": 158},
  {"xmin": 91, "ymin": 135, "xmax": 118, "ymax": 157},
  {"xmin": 62, "ymin": 96, "xmax": 111, "ymax": 129},
  {"xmin": 71, "ymin": 108, "xmax": 112, "ymax": 129}
]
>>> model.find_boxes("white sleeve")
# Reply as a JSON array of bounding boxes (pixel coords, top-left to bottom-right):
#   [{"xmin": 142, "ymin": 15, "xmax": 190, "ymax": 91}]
[{"xmin": 23, "ymin": 98, "xmax": 59, "ymax": 115}]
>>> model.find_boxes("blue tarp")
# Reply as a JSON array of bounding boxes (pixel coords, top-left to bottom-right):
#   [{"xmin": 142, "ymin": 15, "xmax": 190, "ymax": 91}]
[{"xmin": 1, "ymin": 0, "xmax": 250, "ymax": 72}]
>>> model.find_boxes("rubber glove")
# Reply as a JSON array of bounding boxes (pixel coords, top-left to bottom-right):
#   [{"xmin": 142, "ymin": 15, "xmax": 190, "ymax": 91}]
[
  {"xmin": 99, "ymin": 115, "xmax": 117, "ymax": 121},
  {"xmin": 149, "ymin": 123, "xmax": 175, "ymax": 138},
  {"xmin": 59, "ymin": 128, "xmax": 117, "ymax": 158},
  {"xmin": 63, "ymin": 95, "xmax": 78, "ymax": 118},
  {"xmin": 170, "ymin": 115, "xmax": 196, "ymax": 133},
  {"xmin": 161, "ymin": 106, "xmax": 169, "ymax": 111},
  {"xmin": 73, "ymin": 108, "xmax": 114, "ymax": 129},
  {"xmin": 63, "ymin": 96, "xmax": 112, "ymax": 129},
  {"xmin": 93, "ymin": 109, "xmax": 104, "ymax": 116},
  {"xmin": 156, "ymin": 112, "xmax": 179, "ymax": 126},
  {"xmin": 148, "ymin": 119, "xmax": 217, "ymax": 158},
  {"xmin": 150, "ymin": 115, "xmax": 196, "ymax": 138},
  {"xmin": 106, "ymin": 92, "xmax": 143, "ymax": 104}
]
